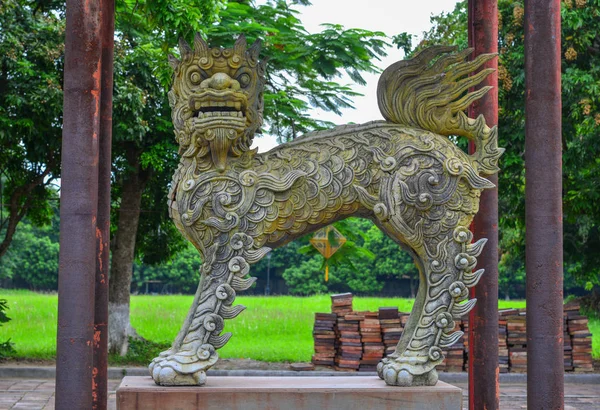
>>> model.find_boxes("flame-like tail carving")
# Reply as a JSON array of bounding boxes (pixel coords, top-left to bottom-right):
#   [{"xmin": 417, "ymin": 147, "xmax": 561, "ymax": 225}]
[{"xmin": 377, "ymin": 46, "xmax": 504, "ymax": 176}]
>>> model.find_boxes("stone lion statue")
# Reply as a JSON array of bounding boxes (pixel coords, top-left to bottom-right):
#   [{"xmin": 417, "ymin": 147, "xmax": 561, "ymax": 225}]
[{"xmin": 149, "ymin": 34, "xmax": 503, "ymax": 387}]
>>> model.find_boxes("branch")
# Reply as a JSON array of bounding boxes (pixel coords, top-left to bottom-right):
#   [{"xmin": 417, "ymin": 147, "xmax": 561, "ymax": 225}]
[{"xmin": 0, "ymin": 164, "xmax": 53, "ymax": 258}]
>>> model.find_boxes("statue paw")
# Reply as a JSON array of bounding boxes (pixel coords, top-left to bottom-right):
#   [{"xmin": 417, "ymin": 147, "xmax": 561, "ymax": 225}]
[
  {"xmin": 377, "ymin": 356, "xmax": 439, "ymax": 387},
  {"xmin": 148, "ymin": 344, "xmax": 218, "ymax": 386}
]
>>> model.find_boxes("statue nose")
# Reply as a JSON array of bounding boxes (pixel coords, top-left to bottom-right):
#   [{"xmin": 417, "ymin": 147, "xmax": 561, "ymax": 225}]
[{"xmin": 202, "ymin": 73, "xmax": 240, "ymax": 91}]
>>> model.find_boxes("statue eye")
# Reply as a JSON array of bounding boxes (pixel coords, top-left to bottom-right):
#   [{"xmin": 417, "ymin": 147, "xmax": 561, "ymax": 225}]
[
  {"xmin": 190, "ymin": 71, "xmax": 202, "ymax": 85},
  {"xmin": 238, "ymin": 73, "xmax": 251, "ymax": 87}
]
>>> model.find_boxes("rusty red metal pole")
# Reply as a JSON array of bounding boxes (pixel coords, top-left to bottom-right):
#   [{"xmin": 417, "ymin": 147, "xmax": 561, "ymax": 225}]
[
  {"xmin": 56, "ymin": 1, "xmax": 102, "ymax": 409},
  {"xmin": 524, "ymin": 1, "xmax": 564, "ymax": 408},
  {"xmin": 93, "ymin": 0, "xmax": 114, "ymax": 408},
  {"xmin": 467, "ymin": 1, "xmax": 499, "ymax": 409}
]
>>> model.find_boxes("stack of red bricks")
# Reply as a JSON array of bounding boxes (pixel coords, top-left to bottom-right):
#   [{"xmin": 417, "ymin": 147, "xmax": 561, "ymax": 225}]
[
  {"xmin": 331, "ymin": 293, "xmax": 361, "ymax": 371},
  {"xmin": 359, "ymin": 311, "xmax": 384, "ymax": 371},
  {"xmin": 565, "ymin": 302, "xmax": 594, "ymax": 372},
  {"xmin": 504, "ymin": 308, "xmax": 528, "ymax": 372},
  {"xmin": 311, "ymin": 312, "xmax": 337, "ymax": 366},
  {"xmin": 564, "ymin": 312, "xmax": 574, "ymax": 372},
  {"xmin": 379, "ymin": 307, "xmax": 405, "ymax": 356},
  {"xmin": 331, "ymin": 292, "xmax": 353, "ymax": 316},
  {"xmin": 312, "ymin": 295, "xmax": 595, "ymax": 373},
  {"xmin": 498, "ymin": 314, "xmax": 509, "ymax": 373}
]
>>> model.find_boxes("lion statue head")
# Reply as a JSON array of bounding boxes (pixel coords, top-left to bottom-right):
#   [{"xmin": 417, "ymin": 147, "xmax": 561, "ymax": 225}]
[{"xmin": 168, "ymin": 34, "xmax": 266, "ymax": 171}]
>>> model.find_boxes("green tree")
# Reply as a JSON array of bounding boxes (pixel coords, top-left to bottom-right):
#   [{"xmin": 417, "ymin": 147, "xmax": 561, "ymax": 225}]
[
  {"xmin": 106, "ymin": 0, "xmax": 388, "ymax": 354},
  {"xmin": 132, "ymin": 243, "xmax": 201, "ymax": 294},
  {"xmin": 280, "ymin": 218, "xmax": 418, "ymax": 296},
  {"xmin": 0, "ymin": 0, "xmax": 63, "ymax": 258},
  {"xmin": 0, "ymin": 198, "xmax": 60, "ymax": 290},
  {"xmin": 1, "ymin": 0, "xmax": 388, "ymax": 353},
  {"xmin": 363, "ymin": 224, "xmax": 420, "ymax": 297},
  {"xmin": 400, "ymin": 0, "xmax": 600, "ymax": 304},
  {"xmin": 282, "ymin": 257, "xmax": 328, "ymax": 295}
]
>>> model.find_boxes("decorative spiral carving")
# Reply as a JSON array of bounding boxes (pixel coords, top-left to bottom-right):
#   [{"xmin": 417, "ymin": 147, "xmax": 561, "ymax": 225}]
[
  {"xmin": 240, "ymin": 170, "xmax": 257, "ymax": 187},
  {"xmin": 428, "ymin": 346, "xmax": 443, "ymax": 361},
  {"xmin": 196, "ymin": 344, "xmax": 215, "ymax": 361},
  {"xmin": 228, "ymin": 256, "xmax": 250, "ymax": 276},
  {"xmin": 453, "ymin": 226, "xmax": 472, "ymax": 243},
  {"xmin": 215, "ymin": 284, "xmax": 236, "ymax": 304},
  {"xmin": 448, "ymin": 281, "xmax": 467, "ymax": 300},
  {"xmin": 435, "ymin": 312, "xmax": 454, "ymax": 330},
  {"xmin": 445, "ymin": 157, "xmax": 464, "ymax": 176},
  {"xmin": 203, "ymin": 314, "xmax": 224, "ymax": 333},
  {"xmin": 230, "ymin": 233, "xmax": 253, "ymax": 250},
  {"xmin": 455, "ymin": 253, "xmax": 475, "ymax": 270},
  {"xmin": 373, "ymin": 203, "xmax": 389, "ymax": 221}
]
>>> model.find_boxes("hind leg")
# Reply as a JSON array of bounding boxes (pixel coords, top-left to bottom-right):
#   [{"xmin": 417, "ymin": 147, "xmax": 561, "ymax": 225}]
[
  {"xmin": 149, "ymin": 233, "xmax": 266, "ymax": 385},
  {"xmin": 375, "ymin": 222, "xmax": 486, "ymax": 386}
]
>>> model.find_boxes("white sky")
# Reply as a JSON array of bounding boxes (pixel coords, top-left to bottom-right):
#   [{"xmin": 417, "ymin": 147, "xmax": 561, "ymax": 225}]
[{"xmin": 251, "ymin": 0, "xmax": 461, "ymax": 153}]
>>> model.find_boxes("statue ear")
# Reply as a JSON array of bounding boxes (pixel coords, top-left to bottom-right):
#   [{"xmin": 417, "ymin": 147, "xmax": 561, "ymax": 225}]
[
  {"xmin": 168, "ymin": 54, "xmax": 181, "ymax": 70},
  {"xmin": 194, "ymin": 33, "xmax": 209, "ymax": 55},
  {"xmin": 234, "ymin": 34, "xmax": 247, "ymax": 56},
  {"xmin": 179, "ymin": 37, "xmax": 193, "ymax": 60},
  {"xmin": 249, "ymin": 39, "xmax": 262, "ymax": 60}
]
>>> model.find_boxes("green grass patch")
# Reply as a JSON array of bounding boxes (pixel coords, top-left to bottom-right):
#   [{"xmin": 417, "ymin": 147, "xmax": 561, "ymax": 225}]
[
  {"xmin": 0, "ymin": 290, "xmax": 592, "ymax": 364},
  {"xmin": 0, "ymin": 290, "xmax": 58, "ymax": 360},
  {"xmin": 587, "ymin": 316, "xmax": 600, "ymax": 359}
]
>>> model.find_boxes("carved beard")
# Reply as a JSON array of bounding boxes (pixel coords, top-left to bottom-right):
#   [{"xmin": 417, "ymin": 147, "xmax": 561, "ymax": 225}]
[{"xmin": 200, "ymin": 122, "xmax": 245, "ymax": 172}]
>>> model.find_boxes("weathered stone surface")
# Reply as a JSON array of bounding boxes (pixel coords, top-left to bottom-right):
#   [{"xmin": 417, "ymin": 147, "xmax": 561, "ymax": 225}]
[
  {"xmin": 149, "ymin": 35, "xmax": 503, "ymax": 387},
  {"xmin": 117, "ymin": 376, "xmax": 462, "ymax": 410}
]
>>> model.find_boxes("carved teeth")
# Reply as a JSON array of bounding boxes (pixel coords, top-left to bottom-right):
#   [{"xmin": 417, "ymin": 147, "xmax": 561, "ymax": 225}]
[
  {"xmin": 196, "ymin": 111, "xmax": 245, "ymax": 118},
  {"xmin": 234, "ymin": 102, "xmax": 241, "ymax": 110}
]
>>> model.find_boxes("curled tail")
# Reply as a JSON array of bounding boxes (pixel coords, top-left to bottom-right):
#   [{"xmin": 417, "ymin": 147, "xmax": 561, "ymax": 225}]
[{"xmin": 377, "ymin": 46, "xmax": 504, "ymax": 176}]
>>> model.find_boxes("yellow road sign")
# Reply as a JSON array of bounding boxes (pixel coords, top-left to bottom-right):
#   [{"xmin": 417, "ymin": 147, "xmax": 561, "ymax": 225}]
[{"xmin": 310, "ymin": 225, "xmax": 346, "ymax": 281}]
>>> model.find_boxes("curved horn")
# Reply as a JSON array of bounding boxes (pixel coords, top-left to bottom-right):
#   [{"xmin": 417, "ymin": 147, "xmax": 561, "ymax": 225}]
[
  {"xmin": 234, "ymin": 34, "xmax": 247, "ymax": 56},
  {"xmin": 179, "ymin": 37, "xmax": 193, "ymax": 60},
  {"xmin": 249, "ymin": 39, "xmax": 262, "ymax": 60},
  {"xmin": 168, "ymin": 54, "xmax": 181, "ymax": 70},
  {"xmin": 194, "ymin": 33, "xmax": 209, "ymax": 55}
]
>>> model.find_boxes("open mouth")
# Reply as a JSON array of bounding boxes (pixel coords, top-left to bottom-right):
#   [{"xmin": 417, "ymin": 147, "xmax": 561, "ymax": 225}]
[{"xmin": 191, "ymin": 96, "xmax": 247, "ymax": 120}]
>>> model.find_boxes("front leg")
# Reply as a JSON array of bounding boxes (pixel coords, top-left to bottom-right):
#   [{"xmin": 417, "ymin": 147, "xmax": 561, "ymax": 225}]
[{"xmin": 149, "ymin": 233, "xmax": 268, "ymax": 385}]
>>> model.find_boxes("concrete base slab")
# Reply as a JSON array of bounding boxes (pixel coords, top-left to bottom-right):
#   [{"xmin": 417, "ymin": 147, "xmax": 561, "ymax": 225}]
[{"xmin": 116, "ymin": 376, "xmax": 463, "ymax": 410}]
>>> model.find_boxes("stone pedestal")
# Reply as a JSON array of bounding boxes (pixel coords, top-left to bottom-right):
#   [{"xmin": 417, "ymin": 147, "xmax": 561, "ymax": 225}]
[{"xmin": 116, "ymin": 376, "xmax": 463, "ymax": 410}]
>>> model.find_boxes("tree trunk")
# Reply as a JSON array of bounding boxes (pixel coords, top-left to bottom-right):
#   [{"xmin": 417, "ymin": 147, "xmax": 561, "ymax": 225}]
[
  {"xmin": 409, "ymin": 274, "xmax": 416, "ymax": 299},
  {"xmin": 0, "ymin": 169, "xmax": 53, "ymax": 259},
  {"xmin": 108, "ymin": 144, "xmax": 149, "ymax": 355}
]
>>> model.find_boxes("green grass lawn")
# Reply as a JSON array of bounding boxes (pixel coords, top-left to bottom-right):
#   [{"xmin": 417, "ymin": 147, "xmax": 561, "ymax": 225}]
[{"xmin": 1, "ymin": 289, "xmax": 597, "ymax": 364}]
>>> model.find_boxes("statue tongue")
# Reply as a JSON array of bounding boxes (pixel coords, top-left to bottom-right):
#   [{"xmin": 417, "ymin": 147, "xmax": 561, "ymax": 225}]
[{"xmin": 206, "ymin": 127, "xmax": 237, "ymax": 172}]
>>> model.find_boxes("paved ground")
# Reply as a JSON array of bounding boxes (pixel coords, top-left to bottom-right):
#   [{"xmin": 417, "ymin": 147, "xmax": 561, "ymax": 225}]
[{"xmin": 1, "ymin": 378, "xmax": 599, "ymax": 409}]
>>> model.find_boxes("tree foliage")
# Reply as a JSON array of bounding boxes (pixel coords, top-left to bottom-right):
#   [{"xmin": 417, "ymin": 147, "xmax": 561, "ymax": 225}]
[
  {"xmin": 109, "ymin": 0, "xmax": 389, "ymax": 271},
  {"xmin": 398, "ymin": 0, "xmax": 600, "ymax": 293},
  {"xmin": 1, "ymin": 0, "xmax": 391, "ymax": 353},
  {"xmin": 0, "ymin": 0, "xmax": 62, "ymax": 258},
  {"xmin": 0, "ymin": 298, "xmax": 15, "ymax": 358},
  {"xmin": 281, "ymin": 218, "xmax": 418, "ymax": 296},
  {"xmin": 0, "ymin": 199, "xmax": 59, "ymax": 290}
]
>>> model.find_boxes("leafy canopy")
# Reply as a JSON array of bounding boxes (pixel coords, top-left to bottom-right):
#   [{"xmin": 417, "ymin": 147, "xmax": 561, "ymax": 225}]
[{"xmin": 398, "ymin": 0, "xmax": 600, "ymax": 291}]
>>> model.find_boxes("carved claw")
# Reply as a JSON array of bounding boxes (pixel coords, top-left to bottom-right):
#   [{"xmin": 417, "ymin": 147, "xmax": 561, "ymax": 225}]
[
  {"xmin": 149, "ymin": 343, "xmax": 218, "ymax": 386},
  {"xmin": 377, "ymin": 356, "xmax": 439, "ymax": 387}
]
